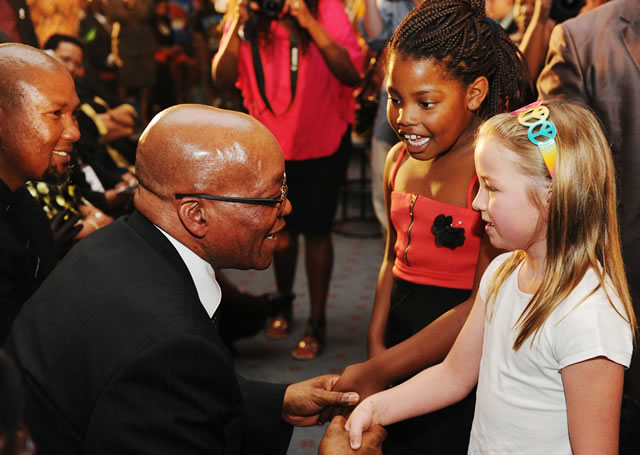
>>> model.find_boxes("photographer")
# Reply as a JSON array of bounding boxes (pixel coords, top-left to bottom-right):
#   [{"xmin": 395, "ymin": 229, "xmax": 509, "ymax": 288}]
[{"xmin": 212, "ymin": 0, "xmax": 362, "ymax": 359}]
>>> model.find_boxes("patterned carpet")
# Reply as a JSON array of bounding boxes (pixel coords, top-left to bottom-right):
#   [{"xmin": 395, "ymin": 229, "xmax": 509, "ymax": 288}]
[{"xmin": 224, "ymin": 155, "xmax": 385, "ymax": 454}]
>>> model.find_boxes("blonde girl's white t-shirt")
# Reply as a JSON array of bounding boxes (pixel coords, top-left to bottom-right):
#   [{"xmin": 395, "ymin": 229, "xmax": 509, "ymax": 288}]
[{"xmin": 469, "ymin": 252, "xmax": 633, "ymax": 454}]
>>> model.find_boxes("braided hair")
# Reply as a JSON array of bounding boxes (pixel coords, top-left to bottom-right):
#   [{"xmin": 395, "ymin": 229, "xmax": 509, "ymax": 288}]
[{"xmin": 388, "ymin": 0, "xmax": 533, "ymax": 118}]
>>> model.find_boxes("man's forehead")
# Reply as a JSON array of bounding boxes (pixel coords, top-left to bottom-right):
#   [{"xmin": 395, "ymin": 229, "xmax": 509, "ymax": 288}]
[
  {"xmin": 15, "ymin": 69, "xmax": 78, "ymax": 107},
  {"xmin": 195, "ymin": 126, "xmax": 281, "ymax": 164},
  {"xmin": 55, "ymin": 41, "xmax": 83, "ymax": 57}
]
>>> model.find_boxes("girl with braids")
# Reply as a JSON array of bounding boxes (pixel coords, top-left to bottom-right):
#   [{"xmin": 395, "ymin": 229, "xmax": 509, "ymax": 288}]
[
  {"xmin": 212, "ymin": 0, "xmax": 362, "ymax": 359},
  {"xmin": 348, "ymin": 99, "xmax": 636, "ymax": 454},
  {"xmin": 327, "ymin": 0, "xmax": 531, "ymax": 452}
]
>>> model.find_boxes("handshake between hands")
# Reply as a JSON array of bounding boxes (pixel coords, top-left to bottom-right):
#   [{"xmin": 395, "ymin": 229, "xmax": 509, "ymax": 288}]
[{"xmin": 285, "ymin": 365, "xmax": 387, "ymax": 454}]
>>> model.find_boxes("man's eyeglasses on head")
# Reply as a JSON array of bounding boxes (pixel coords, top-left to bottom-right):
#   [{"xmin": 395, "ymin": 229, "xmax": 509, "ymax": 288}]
[{"xmin": 175, "ymin": 173, "xmax": 287, "ymax": 207}]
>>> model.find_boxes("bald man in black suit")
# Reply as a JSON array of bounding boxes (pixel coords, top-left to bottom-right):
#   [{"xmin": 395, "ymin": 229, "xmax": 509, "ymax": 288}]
[{"xmin": 7, "ymin": 105, "xmax": 388, "ymax": 454}]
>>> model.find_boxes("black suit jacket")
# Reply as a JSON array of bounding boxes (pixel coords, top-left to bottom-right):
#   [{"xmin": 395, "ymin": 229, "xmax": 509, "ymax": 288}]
[
  {"xmin": 0, "ymin": 180, "xmax": 56, "ymax": 344},
  {"xmin": 7, "ymin": 210, "xmax": 291, "ymax": 454}
]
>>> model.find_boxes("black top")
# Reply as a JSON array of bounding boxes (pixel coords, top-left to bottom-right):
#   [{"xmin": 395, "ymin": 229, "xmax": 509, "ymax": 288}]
[{"xmin": 0, "ymin": 178, "xmax": 56, "ymax": 344}]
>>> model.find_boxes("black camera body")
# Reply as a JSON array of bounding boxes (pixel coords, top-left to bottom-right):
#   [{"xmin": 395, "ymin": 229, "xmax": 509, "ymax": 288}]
[
  {"xmin": 550, "ymin": 0, "xmax": 584, "ymax": 23},
  {"xmin": 260, "ymin": 0, "xmax": 285, "ymax": 17}
]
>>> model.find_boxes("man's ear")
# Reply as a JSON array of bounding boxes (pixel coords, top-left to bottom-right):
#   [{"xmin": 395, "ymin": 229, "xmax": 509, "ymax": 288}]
[
  {"xmin": 177, "ymin": 199, "xmax": 208, "ymax": 238},
  {"xmin": 466, "ymin": 76, "xmax": 489, "ymax": 112}
]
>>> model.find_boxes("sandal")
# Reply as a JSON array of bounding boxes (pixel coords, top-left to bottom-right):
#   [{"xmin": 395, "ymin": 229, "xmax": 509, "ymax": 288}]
[
  {"xmin": 266, "ymin": 293, "xmax": 294, "ymax": 340},
  {"xmin": 266, "ymin": 315, "xmax": 290, "ymax": 339},
  {"xmin": 291, "ymin": 319, "xmax": 326, "ymax": 360}
]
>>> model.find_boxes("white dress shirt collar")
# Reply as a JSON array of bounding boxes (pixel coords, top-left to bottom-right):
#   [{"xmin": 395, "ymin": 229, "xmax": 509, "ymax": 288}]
[{"xmin": 155, "ymin": 226, "xmax": 221, "ymax": 318}]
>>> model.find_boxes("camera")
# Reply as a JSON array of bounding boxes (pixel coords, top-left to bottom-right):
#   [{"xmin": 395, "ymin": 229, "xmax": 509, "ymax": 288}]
[
  {"xmin": 260, "ymin": 0, "xmax": 285, "ymax": 17},
  {"xmin": 550, "ymin": 0, "xmax": 584, "ymax": 22}
]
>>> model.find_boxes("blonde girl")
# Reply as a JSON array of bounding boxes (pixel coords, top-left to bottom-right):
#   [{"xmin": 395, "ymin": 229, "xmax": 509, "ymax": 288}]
[{"xmin": 347, "ymin": 99, "xmax": 637, "ymax": 454}]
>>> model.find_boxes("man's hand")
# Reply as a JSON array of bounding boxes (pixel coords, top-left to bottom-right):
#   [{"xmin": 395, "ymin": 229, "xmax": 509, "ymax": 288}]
[
  {"xmin": 97, "ymin": 113, "xmax": 134, "ymax": 143},
  {"xmin": 319, "ymin": 416, "xmax": 386, "ymax": 455},
  {"xmin": 318, "ymin": 361, "xmax": 388, "ymax": 424},
  {"xmin": 76, "ymin": 204, "xmax": 114, "ymax": 239},
  {"xmin": 282, "ymin": 374, "xmax": 359, "ymax": 426},
  {"xmin": 334, "ymin": 362, "xmax": 387, "ymax": 402},
  {"xmin": 105, "ymin": 181, "xmax": 134, "ymax": 211},
  {"xmin": 120, "ymin": 172, "xmax": 138, "ymax": 187},
  {"xmin": 108, "ymin": 104, "xmax": 137, "ymax": 127},
  {"xmin": 51, "ymin": 208, "xmax": 82, "ymax": 258}
]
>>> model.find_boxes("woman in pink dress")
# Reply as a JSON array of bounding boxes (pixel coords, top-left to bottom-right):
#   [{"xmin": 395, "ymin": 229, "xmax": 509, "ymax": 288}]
[{"xmin": 212, "ymin": 0, "xmax": 362, "ymax": 359}]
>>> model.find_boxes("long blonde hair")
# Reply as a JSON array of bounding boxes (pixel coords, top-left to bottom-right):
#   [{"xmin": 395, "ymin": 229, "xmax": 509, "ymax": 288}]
[{"xmin": 481, "ymin": 99, "xmax": 638, "ymax": 350}]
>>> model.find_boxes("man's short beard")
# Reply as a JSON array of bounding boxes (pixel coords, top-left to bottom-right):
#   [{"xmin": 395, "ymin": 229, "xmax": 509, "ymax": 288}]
[{"xmin": 42, "ymin": 163, "xmax": 71, "ymax": 186}]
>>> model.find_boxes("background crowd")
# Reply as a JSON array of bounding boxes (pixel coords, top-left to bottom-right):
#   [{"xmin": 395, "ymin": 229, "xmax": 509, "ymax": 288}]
[{"xmin": 0, "ymin": 0, "xmax": 639, "ymax": 454}]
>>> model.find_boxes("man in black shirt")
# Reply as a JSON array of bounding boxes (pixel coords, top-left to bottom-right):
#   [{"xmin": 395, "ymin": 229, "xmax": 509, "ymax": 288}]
[{"xmin": 0, "ymin": 43, "xmax": 80, "ymax": 343}]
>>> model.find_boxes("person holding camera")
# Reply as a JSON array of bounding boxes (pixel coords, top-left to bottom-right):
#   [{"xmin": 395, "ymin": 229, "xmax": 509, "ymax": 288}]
[{"xmin": 212, "ymin": 0, "xmax": 362, "ymax": 360}]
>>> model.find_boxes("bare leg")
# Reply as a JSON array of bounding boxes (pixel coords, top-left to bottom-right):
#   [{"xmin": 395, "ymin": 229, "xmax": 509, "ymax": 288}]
[
  {"xmin": 291, "ymin": 232, "xmax": 332, "ymax": 359},
  {"xmin": 304, "ymin": 233, "xmax": 333, "ymax": 322},
  {"xmin": 267, "ymin": 231, "xmax": 298, "ymax": 339},
  {"xmin": 273, "ymin": 230, "xmax": 298, "ymax": 295}
]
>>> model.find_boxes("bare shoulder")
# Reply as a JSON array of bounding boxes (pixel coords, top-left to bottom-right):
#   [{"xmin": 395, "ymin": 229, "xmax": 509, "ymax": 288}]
[
  {"xmin": 385, "ymin": 142, "xmax": 405, "ymax": 168},
  {"xmin": 382, "ymin": 142, "xmax": 406, "ymax": 180}
]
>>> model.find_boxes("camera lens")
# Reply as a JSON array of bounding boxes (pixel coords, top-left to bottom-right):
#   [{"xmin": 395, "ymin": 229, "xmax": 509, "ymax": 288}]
[{"xmin": 261, "ymin": 0, "xmax": 284, "ymax": 16}]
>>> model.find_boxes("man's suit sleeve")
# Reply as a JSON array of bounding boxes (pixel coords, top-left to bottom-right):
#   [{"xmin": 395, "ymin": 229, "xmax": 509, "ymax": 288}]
[
  {"xmin": 0, "ymin": 189, "xmax": 56, "ymax": 344},
  {"xmin": 0, "ymin": 264, "xmax": 25, "ymax": 344},
  {"xmin": 537, "ymin": 22, "xmax": 589, "ymax": 103},
  {"xmin": 237, "ymin": 377, "xmax": 293, "ymax": 455},
  {"xmin": 84, "ymin": 334, "xmax": 244, "ymax": 454}
]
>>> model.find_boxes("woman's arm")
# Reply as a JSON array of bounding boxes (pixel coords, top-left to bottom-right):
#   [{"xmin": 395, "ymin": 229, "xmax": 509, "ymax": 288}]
[
  {"xmin": 285, "ymin": 0, "xmax": 360, "ymax": 86},
  {"xmin": 346, "ymin": 287, "xmax": 488, "ymax": 449},
  {"xmin": 361, "ymin": 0, "xmax": 384, "ymax": 40},
  {"xmin": 517, "ymin": 0, "xmax": 555, "ymax": 81},
  {"xmin": 367, "ymin": 143, "xmax": 403, "ymax": 358},
  {"xmin": 211, "ymin": 1, "xmax": 249, "ymax": 89},
  {"xmin": 561, "ymin": 357, "xmax": 624, "ymax": 455}
]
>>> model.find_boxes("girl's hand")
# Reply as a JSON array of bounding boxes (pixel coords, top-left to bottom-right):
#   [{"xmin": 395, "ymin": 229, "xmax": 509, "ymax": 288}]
[
  {"xmin": 345, "ymin": 399, "xmax": 377, "ymax": 450},
  {"xmin": 284, "ymin": 0, "xmax": 314, "ymax": 29},
  {"xmin": 317, "ymin": 360, "xmax": 388, "ymax": 425}
]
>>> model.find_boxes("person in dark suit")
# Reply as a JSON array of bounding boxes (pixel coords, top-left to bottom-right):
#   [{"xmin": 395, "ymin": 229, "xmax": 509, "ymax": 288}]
[
  {"xmin": 7, "ymin": 104, "xmax": 385, "ymax": 454},
  {"xmin": 43, "ymin": 33, "xmax": 138, "ymax": 214},
  {"xmin": 537, "ymin": 0, "xmax": 640, "ymax": 400},
  {"xmin": 0, "ymin": 43, "xmax": 81, "ymax": 344}
]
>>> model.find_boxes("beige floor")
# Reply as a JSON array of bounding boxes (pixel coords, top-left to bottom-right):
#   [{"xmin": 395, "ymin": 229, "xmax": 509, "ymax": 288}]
[{"xmin": 225, "ymin": 227, "xmax": 383, "ymax": 453}]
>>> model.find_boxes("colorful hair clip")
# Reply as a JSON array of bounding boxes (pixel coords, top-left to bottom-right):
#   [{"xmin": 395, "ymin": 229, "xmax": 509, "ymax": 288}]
[{"xmin": 511, "ymin": 101, "xmax": 557, "ymax": 178}]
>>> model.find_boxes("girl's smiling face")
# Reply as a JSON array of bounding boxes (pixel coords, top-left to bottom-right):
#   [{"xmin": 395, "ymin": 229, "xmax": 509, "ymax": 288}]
[
  {"xmin": 472, "ymin": 136, "xmax": 549, "ymax": 254},
  {"xmin": 385, "ymin": 54, "xmax": 481, "ymax": 161}
]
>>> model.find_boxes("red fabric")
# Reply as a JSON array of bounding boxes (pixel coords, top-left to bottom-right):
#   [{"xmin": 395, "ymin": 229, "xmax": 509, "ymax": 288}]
[
  {"xmin": 390, "ymin": 148, "xmax": 483, "ymax": 289},
  {"xmin": 0, "ymin": 0, "xmax": 20, "ymax": 43},
  {"xmin": 228, "ymin": 0, "xmax": 363, "ymax": 161}
]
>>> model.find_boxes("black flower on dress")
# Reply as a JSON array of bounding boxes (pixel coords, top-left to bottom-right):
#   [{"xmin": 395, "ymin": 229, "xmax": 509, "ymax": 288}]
[{"xmin": 431, "ymin": 214, "xmax": 465, "ymax": 250}]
